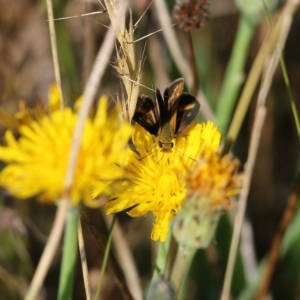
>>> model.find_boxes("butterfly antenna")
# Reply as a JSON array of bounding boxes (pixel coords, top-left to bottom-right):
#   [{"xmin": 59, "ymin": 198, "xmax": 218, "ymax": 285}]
[
  {"xmin": 138, "ymin": 147, "xmax": 160, "ymax": 161},
  {"xmin": 174, "ymin": 147, "xmax": 197, "ymax": 162},
  {"xmin": 173, "ymin": 130, "xmax": 202, "ymax": 163},
  {"xmin": 138, "ymin": 140, "xmax": 160, "ymax": 161}
]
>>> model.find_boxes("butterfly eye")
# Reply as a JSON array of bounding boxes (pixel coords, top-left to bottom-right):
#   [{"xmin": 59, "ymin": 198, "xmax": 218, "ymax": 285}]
[{"xmin": 158, "ymin": 141, "xmax": 174, "ymax": 151}]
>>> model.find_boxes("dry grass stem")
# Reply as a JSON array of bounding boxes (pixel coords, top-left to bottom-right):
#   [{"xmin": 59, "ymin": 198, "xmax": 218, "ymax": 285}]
[
  {"xmin": 105, "ymin": 215, "xmax": 143, "ymax": 300},
  {"xmin": 147, "ymin": 33, "xmax": 170, "ymax": 88},
  {"xmin": 24, "ymin": 198, "xmax": 69, "ymax": 300},
  {"xmin": 153, "ymin": 0, "xmax": 215, "ymax": 121},
  {"xmin": 46, "ymin": 0, "xmax": 64, "ymax": 109},
  {"xmin": 51, "ymin": 10, "xmax": 106, "ymax": 21},
  {"xmin": 24, "ymin": 3, "xmax": 127, "ymax": 300},
  {"xmin": 240, "ymin": 218, "xmax": 258, "ymax": 281},
  {"xmin": 254, "ymin": 174, "xmax": 300, "ymax": 299},
  {"xmin": 221, "ymin": 101, "xmax": 266, "ymax": 300},
  {"xmin": 81, "ymin": 209, "xmax": 133, "ymax": 300},
  {"xmin": 220, "ymin": 4, "xmax": 296, "ymax": 294},
  {"xmin": 78, "ymin": 220, "xmax": 92, "ymax": 300},
  {"xmin": 197, "ymin": 90, "xmax": 217, "ymax": 122},
  {"xmin": 63, "ymin": 1, "xmax": 127, "ymax": 194},
  {"xmin": 226, "ymin": 0, "xmax": 300, "ymax": 145},
  {"xmin": 153, "ymin": 0, "xmax": 191, "ymax": 84}
]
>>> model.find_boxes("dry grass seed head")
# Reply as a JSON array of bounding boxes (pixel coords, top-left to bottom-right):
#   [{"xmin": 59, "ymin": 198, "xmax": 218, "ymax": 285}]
[{"xmin": 104, "ymin": 0, "xmax": 143, "ymax": 122}]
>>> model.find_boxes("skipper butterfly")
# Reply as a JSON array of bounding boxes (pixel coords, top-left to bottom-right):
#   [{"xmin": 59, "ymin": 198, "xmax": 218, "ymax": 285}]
[{"xmin": 133, "ymin": 78, "xmax": 200, "ymax": 152}]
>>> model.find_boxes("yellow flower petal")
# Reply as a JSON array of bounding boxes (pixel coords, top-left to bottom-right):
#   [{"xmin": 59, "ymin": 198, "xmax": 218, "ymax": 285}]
[
  {"xmin": 172, "ymin": 150, "xmax": 243, "ymax": 248},
  {"xmin": 0, "ymin": 90, "xmax": 132, "ymax": 207},
  {"xmin": 104, "ymin": 121, "xmax": 223, "ymax": 242}
]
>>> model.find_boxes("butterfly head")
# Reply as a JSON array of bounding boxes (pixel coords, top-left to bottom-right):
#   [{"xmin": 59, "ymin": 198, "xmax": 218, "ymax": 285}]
[{"xmin": 158, "ymin": 140, "xmax": 174, "ymax": 152}]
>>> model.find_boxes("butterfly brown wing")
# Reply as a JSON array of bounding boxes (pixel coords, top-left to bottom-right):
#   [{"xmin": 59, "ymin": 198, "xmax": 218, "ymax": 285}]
[
  {"xmin": 133, "ymin": 95, "xmax": 160, "ymax": 135},
  {"xmin": 133, "ymin": 78, "xmax": 199, "ymax": 152},
  {"xmin": 162, "ymin": 78, "xmax": 185, "ymax": 134},
  {"xmin": 176, "ymin": 93, "xmax": 200, "ymax": 134},
  {"xmin": 153, "ymin": 78, "xmax": 185, "ymax": 151}
]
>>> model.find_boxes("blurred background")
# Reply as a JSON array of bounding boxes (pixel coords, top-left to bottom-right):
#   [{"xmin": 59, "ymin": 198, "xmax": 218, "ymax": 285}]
[{"xmin": 0, "ymin": 0, "xmax": 300, "ymax": 299}]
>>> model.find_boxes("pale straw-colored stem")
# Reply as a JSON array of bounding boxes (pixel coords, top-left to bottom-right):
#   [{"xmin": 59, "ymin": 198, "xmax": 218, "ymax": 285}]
[
  {"xmin": 196, "ymin": 90, "xmax": 217, "ymax": 122},
  {"xmin": 63, "ymin": 1, "xmax": 127, "ymax": 194},
  {"xmin": 153, "ymin": 0, "xmax": 191, "ymax": 85},
  {"xmin": 221, "ymin": 99, "xmax": 266, "ymax": 300},
  {"xmin": 240, "ymin": 217, "xmax": 258, "ymax": 281},
  {"xmin": 24, "ymin": 198, "xmax": 69, "ymax": 300},
  {"xmin": 78, "ymin": 220, "xmax": 92, "ymax": 300},
  {"xmin": 24, "ymin": 3, "xmax": 127, "ymax": 299},
  {"xmin": 94, "ymin": 216, "xmax": 116, "ymax": 300},
  {"xmin": 220, "ymin": 3, "xmax": 295, "ymax": 295},
  {"xmin": 105, "ymin": 215, "xmax": 143, "ymax": 300},
  {"xmin": 45, "ymin": 0, "xmax": 64, "ymax": 108},
  {"xmin": 226, "ymin": 0, "xmax": 299, "ymax": 145},
  {"xmin": 153, "ymin": 0, "xmax": 215, "ymax": 122},
  {"xmin": 24, "ymin": 0, "xmax": 67, "ymax": 297}
]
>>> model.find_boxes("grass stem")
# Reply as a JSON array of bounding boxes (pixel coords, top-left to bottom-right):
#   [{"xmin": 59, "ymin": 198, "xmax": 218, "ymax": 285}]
[
  {"xmin": 216, "ymin": 14, "xmax": 256, "ymax": 135},
  {"xmin": 58, "ymin": 206, "xmax": 79, "ymax": 300}
]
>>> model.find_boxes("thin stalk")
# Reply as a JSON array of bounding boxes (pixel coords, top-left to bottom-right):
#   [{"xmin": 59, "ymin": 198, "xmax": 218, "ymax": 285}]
[
  {"xmin": 24, "ymin": 198, "xmax": 69, "ymax": 300},
  {"xmin": 45, "ymin": 0, "xmax": 64, "ymax": 108},
  {"xmin": 58, "ymin": 206, "xmax": 79, "ymax": 300},
  {"xmin": 187, "ymin": 32, "xmax": 199, "ymax": 96},
  {"xmin": 63, "ymin": 2, "xmax": 127, "ymax": 199},
  {"xmin": 94, "ymin": 215, "xmax": 116, "ymax": 300},
  {"xmin": 171, "ymin": 244, "xmax": 196, "ymax": 296},
  {"xmin": 153, "ymin": 0, "xmax": 215, "ymax": 121},
  {"xmin": 262, "ymin": 0, "xmax": 300, "ymax": 138},
  {"xmin": 279, "ymin": 56, "xmax": 300, "ymax": 138},
  {"xmin": 151, "ymin": 231, "xmax": 172, "ymax": 284},
  {"xmin": 145, "ymin": 232, "xmax": 172, "ymax": 299},
  {"xmin": 263, "ymin": 0, "xmax": 300, "ymax": 138},
  {"xmin": 104, "ymin": 215, "xmax": 143, "ymax": 300},
  {"xmin": 221, "ymin": 107, "xmax": 266, "ymax": 300},
  {"xmin": 225, "ymin": 0, "xmax": 298, "ymax": 152},
  {"xmin": 78, "ymin": 219, "xmax": 92, "ymax": 300},
  {"xmin": 81, "ymin": 208, "xmax": 133, "ymax": 300},
  {"xmin": 216, "ymin": 14, "xmax": 257, "ymax": 135},
  {"xmin": 254, "ymin": 172, "xmax": 300, "ymax": 299},
  {"xmin": 238, "ymin": 176, "xmax": 300, "ymax": 299},
  {"xmin": 221, "ymin": 41, "xmax": 281, "ymax": 300}
]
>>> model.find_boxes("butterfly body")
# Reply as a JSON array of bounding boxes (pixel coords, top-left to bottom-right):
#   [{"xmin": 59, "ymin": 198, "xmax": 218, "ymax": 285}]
[{"xmin": 133, "ymin": 78, "xmax": 200, "ymax": 152}]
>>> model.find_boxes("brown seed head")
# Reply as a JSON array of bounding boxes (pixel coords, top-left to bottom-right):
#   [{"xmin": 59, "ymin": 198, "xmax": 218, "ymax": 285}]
[{"xmin": 173, "ymin": 0, "xmax": 210, "ymax": 32}]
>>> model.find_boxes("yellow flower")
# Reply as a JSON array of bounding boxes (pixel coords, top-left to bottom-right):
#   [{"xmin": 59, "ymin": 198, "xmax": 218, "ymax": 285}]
[
  {"xmin": 173, "ymin": 148, "xmax": 242, "ymax": 249},
  {"xmin": 0, "ymin": 86, "xmax": 132, "ymax": 207},
  {"xmin": 104, "ymin": 121, "xmax": 221, "ymax": 242},
  {"xmin": 187, "ymin": 151, "xmax": 242, "ymax": 207}
]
